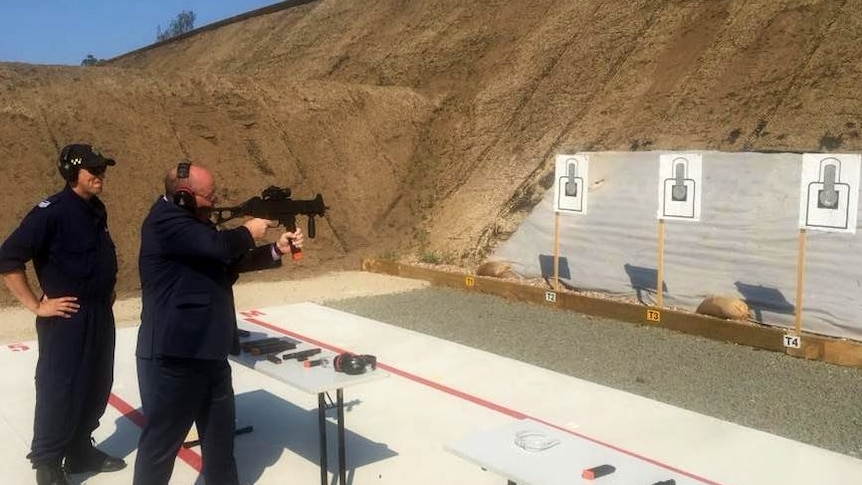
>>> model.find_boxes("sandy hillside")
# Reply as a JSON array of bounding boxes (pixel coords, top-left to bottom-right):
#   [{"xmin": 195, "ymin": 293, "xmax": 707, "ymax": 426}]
[{"xmin": 1, "ymin": 0, "xmax": 861, "ymax": 306}]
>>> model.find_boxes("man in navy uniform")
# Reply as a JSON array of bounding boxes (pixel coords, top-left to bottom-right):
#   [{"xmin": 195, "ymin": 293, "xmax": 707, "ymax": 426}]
[
  {"xmin": 133, "ymin": 161, "xmax": 303, "ymax": 485},
  {"xmin": 0, "ymin": 144, "xmax": 127, "ymax": 485}
]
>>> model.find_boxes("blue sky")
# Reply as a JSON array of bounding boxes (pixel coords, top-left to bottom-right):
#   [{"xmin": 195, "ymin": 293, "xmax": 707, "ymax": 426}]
[{"xmin": 0, "ymin": 1, "xmax": 282, "ymax": 66}]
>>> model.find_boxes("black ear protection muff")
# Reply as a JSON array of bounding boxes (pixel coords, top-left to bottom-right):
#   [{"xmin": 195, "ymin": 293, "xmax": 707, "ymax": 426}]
[
  {"xmin": 57, "ymin": 145, "xmax": 77, "ymax": 182},
  {"xmin": 173, "ymin": 161, "xmax": 196, "ymax": 213}
]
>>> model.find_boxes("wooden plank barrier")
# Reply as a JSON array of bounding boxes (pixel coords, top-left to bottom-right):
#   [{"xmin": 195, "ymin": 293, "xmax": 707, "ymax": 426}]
[{"xmin": 360, "ymin": 258, "xmax": 862, "ymax": 369}]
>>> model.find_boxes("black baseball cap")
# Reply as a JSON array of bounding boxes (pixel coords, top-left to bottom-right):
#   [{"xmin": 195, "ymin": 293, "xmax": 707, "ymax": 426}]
[{"xmin": 60, "ymin": 144, "xmax": 116, "ymax": 169}]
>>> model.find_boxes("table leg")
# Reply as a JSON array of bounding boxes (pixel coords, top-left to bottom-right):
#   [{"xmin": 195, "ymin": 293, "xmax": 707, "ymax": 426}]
[
  {"xmin": 318, "ymin": 392, "xmax": 328, "ymax": 485},
  {"xmin": 337, "ymin": 388, "xmax": 346, "ymax": 485}
]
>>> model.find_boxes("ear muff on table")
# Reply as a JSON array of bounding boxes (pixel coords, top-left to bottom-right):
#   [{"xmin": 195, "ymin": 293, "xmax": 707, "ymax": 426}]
[{"xmin": 333, "ymin": 353, "xmax": 377, "ymax": 375}]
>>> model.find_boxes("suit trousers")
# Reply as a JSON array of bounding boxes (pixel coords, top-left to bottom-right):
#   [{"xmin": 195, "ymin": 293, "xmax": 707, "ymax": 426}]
[
  {"xmin": 28, "ymin": 302, "xmax": 115, "ymax": 466},
  {"xmin": 133, "ymin": 356, "xmax": 239, "ymax": 485}
]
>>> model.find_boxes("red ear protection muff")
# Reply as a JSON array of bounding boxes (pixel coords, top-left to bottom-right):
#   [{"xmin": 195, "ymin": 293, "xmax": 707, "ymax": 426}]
[
  {"xmin": 333, "ymin": 353, "xmax": 377, "ymax": 375},
  {"xmin": 173, "ymin": 161, "xmax": 196, "ymax": 213}
]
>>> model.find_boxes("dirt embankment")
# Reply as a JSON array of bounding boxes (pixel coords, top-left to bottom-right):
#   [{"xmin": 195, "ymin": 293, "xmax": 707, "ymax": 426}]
[{"xmin": 1, "ymin": 0, "xmax": 861, "ymax": 304}]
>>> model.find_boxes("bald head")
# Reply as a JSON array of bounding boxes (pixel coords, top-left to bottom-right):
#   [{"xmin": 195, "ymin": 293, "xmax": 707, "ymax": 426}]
[
  {"xmin": 165, "ymin": 163, "xmax": 215, "ymax": 199},
  {"xmin": 164, "ymin": 163, "xmax": 218, "ymax": 219}
]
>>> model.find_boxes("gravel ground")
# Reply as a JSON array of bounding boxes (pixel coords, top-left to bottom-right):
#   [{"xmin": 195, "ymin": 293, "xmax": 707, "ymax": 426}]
[{"xmin": 325, "ymin": 286, "xmax": 862, "ymax": 458}]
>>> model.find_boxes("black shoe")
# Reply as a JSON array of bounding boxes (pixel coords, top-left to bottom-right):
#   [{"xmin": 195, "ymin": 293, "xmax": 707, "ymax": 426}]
[
  {"xmin": 64, "ymin": 445, "xmax": 127, "ymax": 474},
  {"xmin": 35, "ymin": 461, "xmax": 69, "ymax": 485}
]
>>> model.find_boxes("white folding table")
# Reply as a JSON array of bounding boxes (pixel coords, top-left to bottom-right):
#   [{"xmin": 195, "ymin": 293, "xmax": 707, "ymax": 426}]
[
  {"xmin": 446, "ymin": 418, "xmax": 705, "ymax": 485},
  {"xmin": 231, "ymin": 321, "xmax": 388, "ymax": 485}
]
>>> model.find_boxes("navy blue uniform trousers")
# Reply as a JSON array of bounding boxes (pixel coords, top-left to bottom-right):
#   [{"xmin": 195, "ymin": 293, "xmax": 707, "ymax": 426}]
[
  {"xmin": 28, "ymin": 301, "xmax": 115, "ymax": 465},
  {"xmin": 134, "ymin": 356, "xmax": 239, "ymax": 485}
]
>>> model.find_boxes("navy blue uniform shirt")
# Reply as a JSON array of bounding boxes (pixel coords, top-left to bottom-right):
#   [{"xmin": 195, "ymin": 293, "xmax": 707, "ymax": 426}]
[{"xmin": 0, "ymin": 185, "xmax": 117, "ymax": 301}]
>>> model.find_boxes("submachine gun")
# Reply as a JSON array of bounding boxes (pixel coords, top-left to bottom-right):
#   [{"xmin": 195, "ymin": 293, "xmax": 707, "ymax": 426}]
[{"xmin": 212, "ymin": 186, "xmax": 327, "ymax": 260}]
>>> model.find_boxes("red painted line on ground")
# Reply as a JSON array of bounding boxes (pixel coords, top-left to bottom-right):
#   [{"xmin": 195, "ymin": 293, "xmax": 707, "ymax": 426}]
[
  {"xmin": 3, "ymin": 345, "xmax": 201, "ymax": 469},
  {"xmin": 247, "ymin": 316, "xmax": 530, "ymax": 419},
  {"xmin": 107, "ymin": 393, "xmax": 203, "ymax": 472},
  {"xmin": 244, "ymin": 315, "xmax": 725, "ymax": 485}
]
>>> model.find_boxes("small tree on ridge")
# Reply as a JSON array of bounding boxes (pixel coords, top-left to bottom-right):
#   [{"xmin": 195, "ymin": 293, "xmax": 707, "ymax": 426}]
[{"xmin": 156, "ymin": 10, "xmax": 196, "ymax": 42}]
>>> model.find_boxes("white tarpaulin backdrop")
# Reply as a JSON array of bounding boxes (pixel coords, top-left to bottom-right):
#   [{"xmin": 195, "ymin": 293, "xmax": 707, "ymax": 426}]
[{"xmin": 492, "ymin": 151, "xmax": 862, "ymax": 341}]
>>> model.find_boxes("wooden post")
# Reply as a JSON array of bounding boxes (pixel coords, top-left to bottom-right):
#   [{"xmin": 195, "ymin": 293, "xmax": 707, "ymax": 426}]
[
  {"xmin": 553, "ymin": 212, "xmax": 560, "ymax": 291},
  {"xmin": 656, "ymin": 219, "xmax": 665, "ymax": 308},
  {"xmin": 793, "ymin": 228, "xmax": 807, "ymax": 334}
]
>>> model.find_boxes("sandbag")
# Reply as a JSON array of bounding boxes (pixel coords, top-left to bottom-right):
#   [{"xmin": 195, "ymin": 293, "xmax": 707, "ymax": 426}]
[
  {"xmin": 476, "ymin": 260, "xmax": 515, "ymax": 278},
  {"xmin": 696, "ymin": 295, "xmax": 750, "ymax": 320}
]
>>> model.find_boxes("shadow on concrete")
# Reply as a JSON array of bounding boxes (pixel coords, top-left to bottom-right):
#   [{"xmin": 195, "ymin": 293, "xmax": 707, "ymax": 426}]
[{"xmin": 223, "ymin": 388, "xmax": 397, "ymax": 485}]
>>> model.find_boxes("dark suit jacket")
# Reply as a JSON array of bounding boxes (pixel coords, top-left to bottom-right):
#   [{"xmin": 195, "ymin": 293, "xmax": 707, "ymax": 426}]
[{"xmin": 135, "ymin": 197, "xmax": 281, "ymax": 360}]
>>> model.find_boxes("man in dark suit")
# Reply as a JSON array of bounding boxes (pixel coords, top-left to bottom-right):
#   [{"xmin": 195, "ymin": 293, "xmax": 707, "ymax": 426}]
[{"xmin": 133, "ymin": 161, "xmax": 303, "ymax": 485}]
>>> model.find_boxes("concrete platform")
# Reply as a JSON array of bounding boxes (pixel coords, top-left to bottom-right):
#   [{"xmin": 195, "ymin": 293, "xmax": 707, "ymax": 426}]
[{"xmin": 1, "ymin": 302, "xmax": 860, "ymax": 484}]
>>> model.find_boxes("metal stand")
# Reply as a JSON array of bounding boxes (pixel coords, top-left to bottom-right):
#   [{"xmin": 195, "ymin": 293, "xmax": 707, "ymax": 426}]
[
  {"xmin": 337, "ymin": 388, "xmax": 346, "ymax": 485},
  {"xmin": 317, "ymin": 389, "xmax": 347, "ymax": 485},
  {"xmin": 318, "ymin": 393, "xmax": 328, "ymax": 485}
]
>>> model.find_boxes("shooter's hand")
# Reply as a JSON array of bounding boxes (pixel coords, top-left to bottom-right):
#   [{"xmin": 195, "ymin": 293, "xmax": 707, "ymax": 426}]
[
  {"xmin": 243, "ymin": 218, "xmax": 271, "ymax": 240},
  {"xmin": 277, "ymin": 228, "xmax": 304, "ymax": 260}
]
